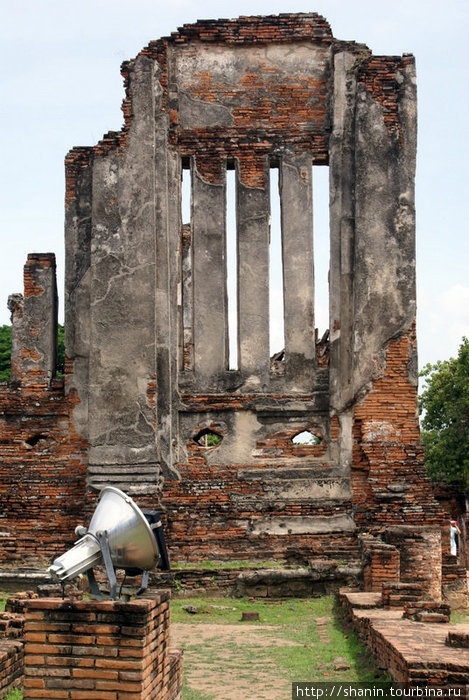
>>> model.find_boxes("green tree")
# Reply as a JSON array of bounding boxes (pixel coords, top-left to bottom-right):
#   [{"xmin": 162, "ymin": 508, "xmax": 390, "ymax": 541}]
[
  {"xmin": 0, "ymin": 325, "xmax": 12, "ymax": 382},
  {"xmin": 0, "ymin": 324, "xmax": 65, "ymax": 381},
  {"xmin": 419, "ymin": 337, "xmax": 469, "ymax": 486},
  {"xmin": 57, "ymin": 324, "xmax": 65, "ymax": 375}
]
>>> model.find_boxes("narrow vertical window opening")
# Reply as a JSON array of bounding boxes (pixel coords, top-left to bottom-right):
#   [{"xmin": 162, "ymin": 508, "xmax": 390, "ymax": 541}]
[
  {"xmin": 181, "ymin": 163, "xmax": 191, "ymax": 225},
  {"xmin": 180, "ymin": 161, "xmax": 193, "ymax": 371},
  {"xmin": 312, "ymin": 165, "xmax": 330, "ymax": 338},
  {"xmin": 269, "ymin": 166, "xmax": 285, "ymax": 358},
  {"xmin": 226, "ymin": 166, "xmax": 238, "ymax": 370}
]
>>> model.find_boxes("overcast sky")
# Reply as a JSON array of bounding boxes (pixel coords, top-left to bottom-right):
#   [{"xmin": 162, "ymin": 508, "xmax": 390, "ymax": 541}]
[{"xmin": 1, "ymin": 0, "xmax": 467, "ymax": 372}]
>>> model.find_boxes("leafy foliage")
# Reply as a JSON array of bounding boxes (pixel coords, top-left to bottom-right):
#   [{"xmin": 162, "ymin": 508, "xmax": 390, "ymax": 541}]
[
  {"xmin": 419, "ymin": 337, "xmax": 469, "ymax": 486},
  {"xmin": 57, "ymin": 324, "xmax": 65, "ymax": 375},
  {"xmin": 0, "ymin": 325, "xmax": 12, "ymax": 382}
]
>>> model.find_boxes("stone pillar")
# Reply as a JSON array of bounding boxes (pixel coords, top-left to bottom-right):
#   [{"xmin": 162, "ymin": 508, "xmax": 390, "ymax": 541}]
[
  {"xmin": 280, "ymin": 153, "xmax": 315, "ymax": 389},
  {"xmin": 329, "ymin": 51, "xmax": 357, "ymax": 411},
  {"xmin": 236, "ymin": 158, "xmax": 270, "ymax": 381},
  {"xmin": 351, "ymin": 55, "xmax": 417, "ymax": 396},
  {"xmin": 192, "ymin": 160, "xmax": 228, "ymax": 379},
  {"xmin": 9, "ymin": 254, "xmax": 58, "ymax": 387},
  {"xmin": 23, "ymin": 592, "xmax": 182, "ymax": 700},
  {"xmin": 83, "ymin": 53, "xmax": 163, "ymax": 492}
]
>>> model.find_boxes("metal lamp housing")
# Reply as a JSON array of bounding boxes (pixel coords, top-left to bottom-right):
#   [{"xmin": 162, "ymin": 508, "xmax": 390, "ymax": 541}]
[{"xmin": 48, "ymin": 487, "xmax": 164, "ymax": 586}]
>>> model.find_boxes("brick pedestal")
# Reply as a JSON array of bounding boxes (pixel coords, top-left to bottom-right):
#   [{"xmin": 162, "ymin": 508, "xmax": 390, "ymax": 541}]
[{"xmin": 22, "ymin": 591, "xmax": 182, "ymax": 700}]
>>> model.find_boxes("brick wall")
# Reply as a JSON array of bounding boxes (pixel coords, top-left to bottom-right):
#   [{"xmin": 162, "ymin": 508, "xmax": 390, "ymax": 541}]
[
  {"xmin": 385, "ymin": 526, "xmax": 442, "ymax": 602},
  {"xmin": 22, "ymin": 592, "xmax": 182, "ymax": 700},
  {"xmin": 351, "ymin": 329, "xmax": 446, "ymax": 529},
  {"xmin": 162, "ymin": 413, "xmax": 358, "ymax": 563},
  {"xmin": 0, "ymin": 380, "xmax": 87, "ymax": 564}
]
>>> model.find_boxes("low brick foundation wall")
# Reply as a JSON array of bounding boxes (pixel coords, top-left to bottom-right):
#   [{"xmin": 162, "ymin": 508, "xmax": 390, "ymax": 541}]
[
  {"xmin": 442, "ymin": 556, "xmax": 469, "ymax": 610},
  {"xmin": 0, "ymin": 640, "xmax": 23, "ymax": 697},
  {"xmin": 151, "ymin": 561, "xmax": 362, "ymax": 597},
  {"xmin": 339, "ymin": 589, "xmax": 469, "ymax": 688},
  {"xmin": 22, "ymin": 591, "xmax": 182, "ymax": 700}
]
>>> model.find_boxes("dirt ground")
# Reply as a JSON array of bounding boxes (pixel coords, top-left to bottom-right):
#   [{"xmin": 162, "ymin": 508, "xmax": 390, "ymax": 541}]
[{"xmin": 171, "ymin": 622, "xmax": 304, "ymax": 700}]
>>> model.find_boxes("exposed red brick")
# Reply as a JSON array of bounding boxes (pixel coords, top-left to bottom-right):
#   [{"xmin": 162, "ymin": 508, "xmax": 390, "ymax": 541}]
[
  {"xmin": 352, "ymin": 326, "xmax": 446, "ymax": 530},
  {"xmin": 358, "ymin": 55, "xmax": 414, "ymax": 141},
  {"xmin": 0, "ymin": 373, "xmax": 88, "ymax": 564}
]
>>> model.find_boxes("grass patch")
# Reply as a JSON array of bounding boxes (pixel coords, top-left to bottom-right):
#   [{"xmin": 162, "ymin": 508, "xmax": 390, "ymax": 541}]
[
  {"xmin": 4, "ymin": 689, "xmax": 23, "ymax": 700},
  {"xmin": 451, "ymin": 609, "xmax": 469, "ymax": 624},
  {"xmin": 171, "ymin": 595, "xmax": 391, "ymax": 697},
  {"xmin": 171, "ymin": 594, "xmax": 334, "ymax": 625},
  {"xmin": 182, "ymin": 689, "xmax": 212, "ymax": 700}
]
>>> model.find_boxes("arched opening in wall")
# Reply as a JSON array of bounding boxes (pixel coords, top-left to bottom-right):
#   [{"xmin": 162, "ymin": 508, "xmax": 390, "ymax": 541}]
[
  {"xmin": 312, "ymin": 165, "xmax": 330, "ymax": 338},
  {"xmin": 269, "ymin": 166, "xmax": 285, "ymax": 357},
  {"xmin": 291, "ymin": 430, "xmax": 322, "ymax": 446},
  {"xmin": 226, "ymin": 165, "xmax": 238, "ymax": 370},
  {"xmin": 194, "ymin": 429, "xmax": 223, "ymax": 448}
]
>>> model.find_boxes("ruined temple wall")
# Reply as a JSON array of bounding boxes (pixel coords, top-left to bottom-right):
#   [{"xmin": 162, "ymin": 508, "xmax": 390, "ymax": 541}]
[
  {"xmin": 0, "ymin": 14, "xmax": 448, "ymax": 568},
  {"xmin": 62, "ymin": 16, "xmax": 444, "ymax": 556},
  {"xmin": 329, "ymin": 48, "xmax": 444, "ymax": 530},
  {"xmin": 65, "ymin": 52, "xmax": 177, "ymax": 498}
]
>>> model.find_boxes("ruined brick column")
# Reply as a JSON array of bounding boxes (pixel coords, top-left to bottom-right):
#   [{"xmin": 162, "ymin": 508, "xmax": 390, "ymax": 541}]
[
  {"xmin": 386, "ymin": 526, "xmax": 442, "ymax": 602},
  {"xmin": 8, "ymin": 253, "xmax": 58, "ymax": 388}
]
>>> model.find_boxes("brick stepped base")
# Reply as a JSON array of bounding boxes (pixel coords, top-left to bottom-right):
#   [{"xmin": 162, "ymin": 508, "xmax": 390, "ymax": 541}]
[
  {"xmin": 0, "ymin": 613, "xmax": 24, "ymax": 640},
  {"xmin": 339, "ymin": 589, "xmax": 469, "ymax": 687},
  {"xmin": 382, "ymin": 582, "xmax": 427, "ymax": 608},
  {"xmin": 341, "ymin": 591, "xmax": 382, "ymax": 609},
  {"xmin": 403, "ymin": 600, "xmax": 451, "ymax": 623},
  {"xmin": 442, "ymin": 556, "xmax": 469, "ymax": 609}
]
